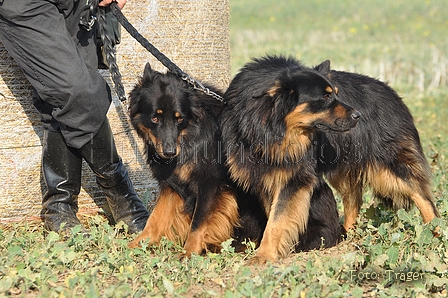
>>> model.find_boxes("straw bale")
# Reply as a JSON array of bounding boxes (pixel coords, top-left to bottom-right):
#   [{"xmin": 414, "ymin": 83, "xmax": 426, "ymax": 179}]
[{"xmin": 0, "ymin": 0, "xmax": 230, "ymax": 224}]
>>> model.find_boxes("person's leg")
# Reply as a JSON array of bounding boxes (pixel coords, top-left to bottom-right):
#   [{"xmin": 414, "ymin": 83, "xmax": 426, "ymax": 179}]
[
  {"xmin": 79, "ymin": 119, "xmax": 149, "ymax": 234},
  {"xmin": 41, "ymin": 129, "xmax": 85, "ymax": 233}
]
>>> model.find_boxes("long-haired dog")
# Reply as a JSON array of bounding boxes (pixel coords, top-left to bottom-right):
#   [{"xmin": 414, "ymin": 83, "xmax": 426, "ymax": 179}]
[
  {"xmin": 221, "ymin": 56, "xmax": 361, "ymax": 262},
  {"xmin": 127, "ymin": 63, "xmax": 239, "ymax": 256},
  {"xmin": 316, "ymin": 66, "xmax": 439, "ymax": 232}
]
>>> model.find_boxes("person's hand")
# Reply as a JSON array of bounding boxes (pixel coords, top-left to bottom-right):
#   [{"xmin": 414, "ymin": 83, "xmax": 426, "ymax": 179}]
[{"xmin": 99, "ymin": 0, "xmax": 126, "ymax": 10}]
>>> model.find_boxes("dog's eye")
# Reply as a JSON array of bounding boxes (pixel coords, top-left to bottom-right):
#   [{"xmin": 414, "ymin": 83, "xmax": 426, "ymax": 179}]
[
  {"xmin": 177, "ymin": 117, "xmax": 183, "ymax": 124},
  {"xmin": 151, "ymin": 117, "xmax": 159, "ymax": 123}
]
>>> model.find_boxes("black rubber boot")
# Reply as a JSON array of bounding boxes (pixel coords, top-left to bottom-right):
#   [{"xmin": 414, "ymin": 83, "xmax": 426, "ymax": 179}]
[
  {"xmin": 79, "ymin": 119, "xmax": 149, "ymax": 234},
  {"xmin": 41, "ymin": 130, "xmax": 87, "ymax": 234}
]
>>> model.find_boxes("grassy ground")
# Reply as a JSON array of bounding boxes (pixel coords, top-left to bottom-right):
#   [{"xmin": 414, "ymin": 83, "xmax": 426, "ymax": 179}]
[{"xmin": 1, "ymin": 0, "xmax": 448, "ymax": 297}]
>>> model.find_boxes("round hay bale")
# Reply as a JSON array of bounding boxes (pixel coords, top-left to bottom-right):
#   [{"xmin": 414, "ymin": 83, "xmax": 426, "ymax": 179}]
[{"xmin": 0, "ymin": 0, "xmax": 230, "ymax": 224}]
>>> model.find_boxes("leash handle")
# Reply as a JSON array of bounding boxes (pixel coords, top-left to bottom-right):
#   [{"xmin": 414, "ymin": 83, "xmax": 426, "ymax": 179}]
[{"xmin": 110, "ymin": 2, "xmax": 224, "ymax": 102}]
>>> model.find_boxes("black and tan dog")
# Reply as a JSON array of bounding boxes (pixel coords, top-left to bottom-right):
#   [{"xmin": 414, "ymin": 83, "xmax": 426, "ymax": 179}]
[
  {"xmin": 127, "ymin": 63, "xmax": 239, "ymax": 256},
  {"xmin": 316, "ymin": 64, "xmax": 439, "ymax": 232},
  {"xmin": 223, "ymin": 55, "xmax": 440, "ymax": 262},
  {"xmin": 127, "ymin": 62, "xmax": 346, "ymax": 257},
  {"xmin": 221, "ymin": 56, "xmax": 361, "ymax": 262}
]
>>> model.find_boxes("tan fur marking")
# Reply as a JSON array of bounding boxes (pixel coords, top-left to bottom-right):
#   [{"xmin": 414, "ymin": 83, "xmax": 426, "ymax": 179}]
[
  {"xmin": 128, "ymin": 185, "xmax": 191, "ymax": 248},
  {"xmin": 163, "ymin": 128, "xmax": 187, "ymax": 158},
  {"xmin": 260, "ymin": 169, "xmax": 294, "ymax": 213},
  {"xmin": 203, "ymin": 189, "xmax": 240, "ymax": 248},
  {"xmin": 176, "ymin": 163, "xmax": 195, "ymax": 182},
  {"xmin": 333, "ymin": 103, "xmax": 348, "ymax": 118},
  {"xmin": 182, "ymin": 226, "xmax": 207, "ymax": 257},
  {"xmin": 334, "ymin": 86, "xmax": 339, "ymax": 94},
  {"xmin": 178, "ymin": 128, "xmax": 188, "ymax": 148},
  {"xmin": 367, "ymin": 165, "xmax": 413, "ymax": 209},
  {"xmin": 267, "ymin": 81, "xmax": 282, "ymax": 97},
  {"xmin": 327, "ymin": 173, "xmax": 363, "ymax": 231},
  {"xmin": 254, "ymin": 185, "xmax": 314, "ymax": 262},
  {"xmin": 267, "ymin": 103, "xmax": 317, "ymax": 163},
  {"xmin": 137, "ymin": 123, "xmax": 158, "ymax": 145},
  {"xmin": 138, "ymin": 123, "xmax": 180, "ymax": 158},
  {"xmin": 285, "ymin": 103, "xmax": 328, "ymax": 129},
  {"xmin": 397, "ymin": 138, "xmax": 432, "ymax": 182},
  {"xmin": 156, "ymin": 109, "xmax": 163, "ymax": 114},
  {"xmin": 270, "ymin": 129, "xmax": 312, "ymax": 164},
  {"xmin": 175, "ymin": 111, "xmax": 181, "ymax": 118},
  {"xmin": 342, "ymin": 185, "xmax": 363, "ymax": 231},
  {"xmin": 325, "ymin": 86, "xmax": 333, "ymax": 93},
  {"xmin": 329, "ymin": 160, "xmax": 438, "ymax": 231},
  {"xmin": 227, "ymin": 156, "xmax": 251, "ymax": 191},
  {"xmin": 411, "ymin": 193, "xmax": 438, "ymax": 224},
  {"xmin": 183, "ymin": 189, "xmax": 240, "ymax": 256},
  {"xmin": 367, "ymin": 166, "xmax": 438, "ymax": 222}
]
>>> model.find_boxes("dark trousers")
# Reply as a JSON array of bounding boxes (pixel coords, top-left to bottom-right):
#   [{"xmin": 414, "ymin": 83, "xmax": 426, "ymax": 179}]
[{"xmin": 0, "ymin": 0, "xmax": 111, "ymax": 149}]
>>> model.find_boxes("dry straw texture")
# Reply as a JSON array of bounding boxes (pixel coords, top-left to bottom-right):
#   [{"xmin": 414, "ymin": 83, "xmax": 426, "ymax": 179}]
[{"xmin": 0, "ymin": 0, "xmax": 230, "ymax": 223}]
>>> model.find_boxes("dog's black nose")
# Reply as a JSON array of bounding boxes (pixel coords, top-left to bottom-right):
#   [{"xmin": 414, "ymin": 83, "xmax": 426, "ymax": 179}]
[
  {"xmin": 351, "ymin": 111, "xmax": 361, "ymax": 121},
  {"xmin": 163, "ymin": 147, "xmax": 177, "ymax": 157}
]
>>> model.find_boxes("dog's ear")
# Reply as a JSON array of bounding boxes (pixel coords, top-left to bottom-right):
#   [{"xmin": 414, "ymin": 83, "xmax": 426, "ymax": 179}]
[
  {"xmin": 140, "ymin": 62, "xmax": 158, "ymax": 86},
  {"xmin": 265, "ymin": 79, "xmax": 296, "ymax": 98},
  {"xmin": 266, "ymin": 81, "xmax": 284, "ymax": 97},
  {"xmin": 143, "ymin": 62, "xmax": 154, "ymax": 79},
  {"xmin": 314, "ymin": 60, "xmax": 331, "ymax": 78}
]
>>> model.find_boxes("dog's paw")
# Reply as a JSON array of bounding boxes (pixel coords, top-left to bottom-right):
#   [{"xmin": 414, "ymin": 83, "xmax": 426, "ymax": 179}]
[
  {"xmin": 128, "ymin": 239, "xmax": 141, "ymax": 249},
  {"xmin": 246, "ymin": 252, "xmax": 276, "ymax": 265},
  {"xmin": 433, "ymin": 226, "xmax": 441, "ymax": 238}
]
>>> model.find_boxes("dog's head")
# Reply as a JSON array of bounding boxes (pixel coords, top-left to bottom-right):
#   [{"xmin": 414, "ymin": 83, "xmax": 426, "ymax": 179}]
[
  {"xmin": 265, "ymin": 58, "xmax": 361, "ymax": 134},
  {"xmin": 129, "ymin": 63, "xmax": 191, "ymax": 159},
  {"xmin": 224, "ymin": 56, "xmax": 360, "ymax": 141},
  {"xmin": 221, "ymin": 56, "xmax": 361, "ymax": 163}
]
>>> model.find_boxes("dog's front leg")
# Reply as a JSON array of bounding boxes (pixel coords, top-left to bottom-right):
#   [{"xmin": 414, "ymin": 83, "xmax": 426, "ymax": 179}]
[
  {"xmin": 181, "ymin": 181, "xmax": 219, "ymax": 257},
  {"xmin": 254, "ymin": 185, "xmax": 313, "ymax": 263},
  {"xmin": 128, "ymin": 183, "xmax": 190, "ymax": 248}
]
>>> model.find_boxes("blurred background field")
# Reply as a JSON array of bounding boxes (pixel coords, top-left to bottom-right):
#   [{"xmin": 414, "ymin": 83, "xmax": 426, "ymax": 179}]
[{"xmin": 230, "ymin": 0, "xmax": 447, "ymax": 90}]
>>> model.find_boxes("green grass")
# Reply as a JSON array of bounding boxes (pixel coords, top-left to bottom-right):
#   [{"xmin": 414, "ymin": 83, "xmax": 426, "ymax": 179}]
[
  {"xmin": 1, "ymin": 212, "xmax": 448, "ymax": 297},
  {"xmin": 1, "ymin": 0, "xmax": 448, "ymax": 296}
]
